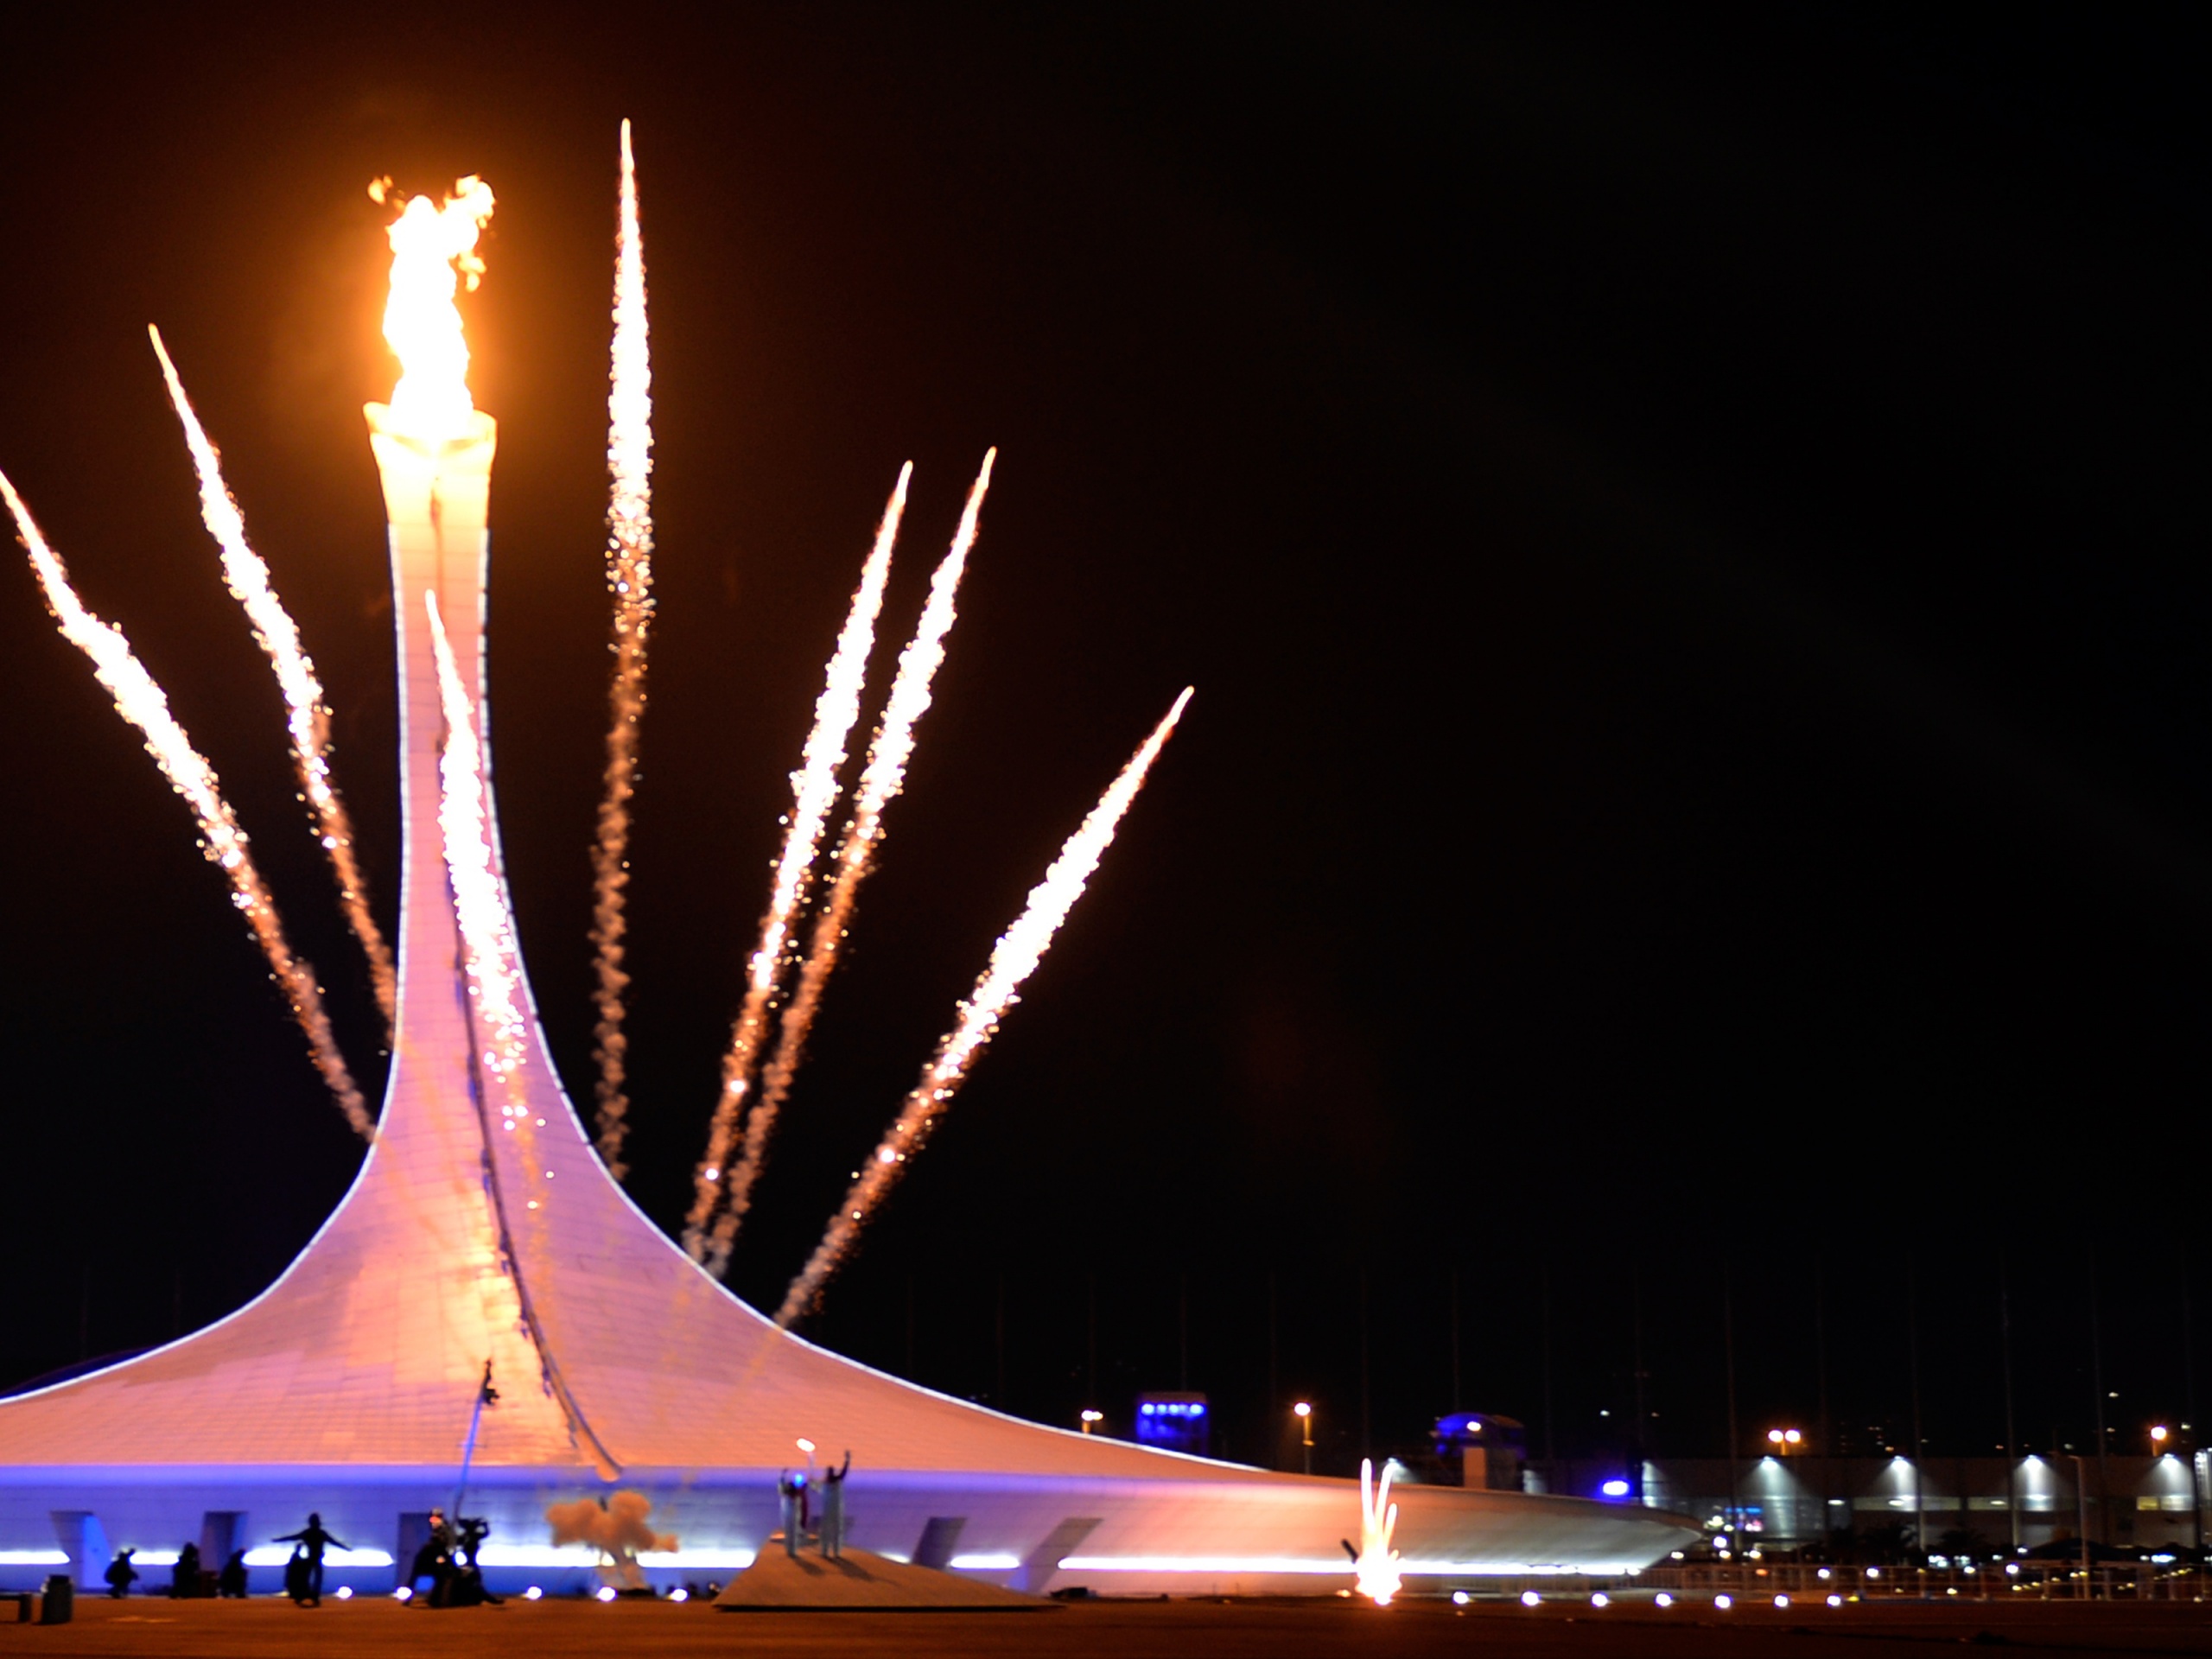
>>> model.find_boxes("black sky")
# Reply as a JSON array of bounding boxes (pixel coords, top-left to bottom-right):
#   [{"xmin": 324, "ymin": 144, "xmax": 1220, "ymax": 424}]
[{"xmin": 0, "ymin": 4, "xmax": 2201, "ymax": 1478}]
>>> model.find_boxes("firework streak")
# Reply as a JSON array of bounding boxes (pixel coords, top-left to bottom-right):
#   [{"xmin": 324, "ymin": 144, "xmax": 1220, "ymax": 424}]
[
  {"xmin": 2, "ymin": 470, "xmax": 372, "ymax": 1139},
  {"xmin": 423, "ymin": 593, "xmax": 535, "ymax": 1142},
  {"xmin": 148, "ymin": 326, "xmax": 397, "ymax": 1037},
  {"xmin": 684, "ymin": 467, "xmax": 911, "ymax": 1269},
  {"xmin": 776, "ymin": 686, "xmax": 1193, "ymax": 1325},
  {"xmin": 707, "ymin": 451, "xmax": 995, "ymax": 1268},
  {"xmin": 588, "ymin": 119, "xmax": 655, "ymax": 1178}
]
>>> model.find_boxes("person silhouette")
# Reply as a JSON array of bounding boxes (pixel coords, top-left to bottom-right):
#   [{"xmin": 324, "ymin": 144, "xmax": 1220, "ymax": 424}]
[
  {"xmin": 820, "ymin": 1451, "xmax": 852, "ymax": 1559},
  {"xmin": 272, "ymin": 1512, "xmax": 348, "ymax": 1606},
  {"xmin": 442, "ymin": 1516, "xmax": 498, "ymax": 1607},
  {"xmin": 104, "ymin": 1548, "xmax": 138, "ymax": 1599},
  {"xmin": 408, "ymin": 1509, "xmax": 453, "ymax": 1600},
  {"xmin": 217, "ymin": 1549, "xmax": 248, "ymax": 1599},
  {"xmin": 776, "ymin": 1471, "xmax": 808, "ymax": 1559},
  {"xmin": 169, "ymin": 1541, "xmax": 200, "ymax": 1599}
]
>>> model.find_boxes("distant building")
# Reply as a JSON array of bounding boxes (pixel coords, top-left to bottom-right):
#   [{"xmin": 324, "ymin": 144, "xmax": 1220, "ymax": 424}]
[
  {"xmin": 1432, "ymin": 1414, "xmax": 1527, "ymax": 1491},
  {"xmin": 1529, "ymin": 1453, "xmax": 2209, "ymax": 1552}
]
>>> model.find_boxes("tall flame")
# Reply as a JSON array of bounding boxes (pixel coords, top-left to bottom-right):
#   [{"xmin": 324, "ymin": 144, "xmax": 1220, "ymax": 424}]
[
  {"xmin": 590, "ymin": 119, "xmax": 654, "ymax": 1178},
  {"xmin": 148, "ymin": 326, "xmax": 397, "ymax": 1036},
  {"xmin": 684, "ymin": 467, "xmax": 910, "ymax": 1271},
  {"xmin": 1353, "ymin": 1458, "xmax": 1402, "ymax": 1606},
  {"xmin": 776, "ymin": 687, "xmax": 1193, "ymax": 1325},
  {"xmin": 374, "ymin": 175, "xmax": 496, "ymax": 442},
  {"xmin": 709, "ymin": 452, "xmax": 992, "ymax": 1266},
  {"xmin": 1, "ymin": 471, "xmax": 372, "ymax": 1139}
]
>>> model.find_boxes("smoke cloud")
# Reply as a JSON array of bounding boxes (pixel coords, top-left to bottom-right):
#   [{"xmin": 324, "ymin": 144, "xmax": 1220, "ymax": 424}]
[{"xmin": 545, "ymin": 1491, "xmax": 676, "ymax": 1589}]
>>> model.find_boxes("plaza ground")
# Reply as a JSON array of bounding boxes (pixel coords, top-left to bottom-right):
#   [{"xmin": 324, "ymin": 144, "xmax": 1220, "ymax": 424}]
[{"xmin": 4, "ymin": 1593, "xmax": 2211, "ymax": 1657}]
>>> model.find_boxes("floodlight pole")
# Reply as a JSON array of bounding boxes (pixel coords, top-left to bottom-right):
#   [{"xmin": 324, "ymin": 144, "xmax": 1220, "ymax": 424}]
[{"xmin": 453, "ymin": 1361, "xmax": 496, "ymax": 1519}]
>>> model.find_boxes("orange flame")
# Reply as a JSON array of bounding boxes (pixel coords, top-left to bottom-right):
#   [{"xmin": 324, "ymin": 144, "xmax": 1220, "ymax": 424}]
[
  {"xmin": 777, "ymin": 687, "xmax": 1192, "ymax": 1325},
  {"xmin": 373, "ymin": 175, "xmax": 495, "ymax": 442}
]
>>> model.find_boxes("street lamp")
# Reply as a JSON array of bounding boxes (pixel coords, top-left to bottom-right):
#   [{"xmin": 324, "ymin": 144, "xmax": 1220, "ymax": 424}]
[
  {"xmin": 2152, "ymin": 1425, "xmax": 2170, "ymax": 1451},
  {"xmin": 1294, "ymin": 1402, "xmax": 1314, "ymax": 1476},
  {"xmin": 1080, "ymin": 1409, "xmax": 1103, "ymax": 1436}
]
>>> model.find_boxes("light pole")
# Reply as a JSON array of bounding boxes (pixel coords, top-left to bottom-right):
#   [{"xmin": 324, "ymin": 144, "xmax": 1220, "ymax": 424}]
[
  {"xmin": 1294, "ymin": 1402, "xmax": 1314, "ymax": 1476},
  {"xmin": 2064, "ymin": 1452, "xmax": 2091, "ymax": 1596}
]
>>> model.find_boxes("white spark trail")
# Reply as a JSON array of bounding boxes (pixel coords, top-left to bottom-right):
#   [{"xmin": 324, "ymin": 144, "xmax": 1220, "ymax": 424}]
[
  {"xmin": 1354, "ymin": 1458, "xmax": 1403, "ymax": 1606},
  {"xmin": 777, "ymin": 686, "xmax": 1192, "ymax": 1325},
  {"xmin": 148, "ymin": 325, "xmax": 397, "ymax": 1037},
  {"xmin": 424, "ymin": 592, "xmax": 534, "ymax": 1142},
  {"xmin": 712, "ymin": 451, "xmax": 994, "ymax": 1262},
  {"xmin": 685, "ymin": 467, "xmax": 911, "ymax": 1271},
  {"xmin": 589, "ymin": 118, "xmax": 655, "ymax": 1179},
  {"xmin": 3, "ymin": 470, "xmax": 372, "ymax": 1140}
]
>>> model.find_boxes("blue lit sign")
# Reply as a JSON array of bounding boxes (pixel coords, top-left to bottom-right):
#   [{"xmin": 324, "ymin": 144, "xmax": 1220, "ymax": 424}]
[{"xmin": 1134, "ymin": 1394, "xmax": 1210, "ymax": 1455}]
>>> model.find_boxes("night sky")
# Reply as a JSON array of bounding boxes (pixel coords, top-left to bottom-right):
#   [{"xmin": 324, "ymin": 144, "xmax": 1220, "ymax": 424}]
[{"xmin": 0, "ymin": 6, "xmax": 2199, "ymax": 1481}]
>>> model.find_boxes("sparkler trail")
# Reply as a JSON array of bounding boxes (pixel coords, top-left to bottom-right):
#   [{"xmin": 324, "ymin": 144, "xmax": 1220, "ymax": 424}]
[
  {"xmin": 589, "ymin": 118, "xmax": 654, "ymax": 1178},
  {"xmin": 776, "ymin": 686, "xmax": 1193, "ymax": 1325},
  {"xmin": 148, "ymin": 326, "xmax": 397, "ymax": 1038},
  {"xmin": 709, "ymin": 452, "xmax": 994, "ymax": 1263},
  {"xmin": 424, "ymin": 593, "xmax": 535, "ymax": 1142},
  {"xmin": 2, "ymin": 471, "xmax": 372, "ymax": 1140},
  {"xmin": 685, "ymin": 467, "xmax": 911, "ymax": 1270}
]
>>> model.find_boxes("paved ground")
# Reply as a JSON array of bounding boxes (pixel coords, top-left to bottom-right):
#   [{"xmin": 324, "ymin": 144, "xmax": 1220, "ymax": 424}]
[{"xmin": 3, "ymin": 1592, "xmax": 2210, "ymax": 1656}]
